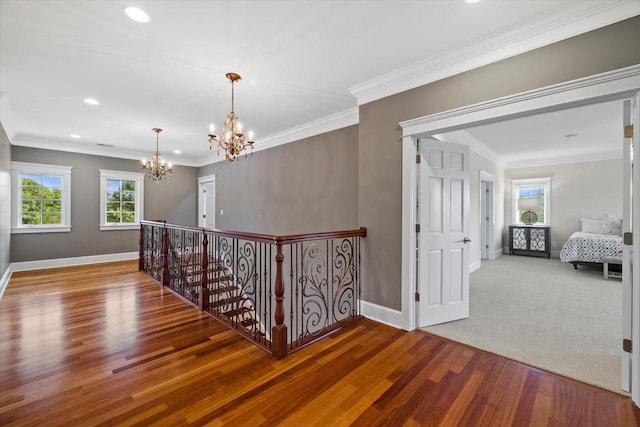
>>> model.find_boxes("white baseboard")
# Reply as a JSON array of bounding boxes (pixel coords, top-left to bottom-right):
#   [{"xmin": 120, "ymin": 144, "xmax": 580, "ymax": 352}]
[
  {"xmin": 360, "ymin": 300, "xmax": 404, "ymax": 330},
  {"xmin": 10, "ymin": 252, "xmax": 138, "ymax": 272},
  {"xmin": 491, "ymin": 248, "xmax": 503, "ymax": 260},
  {"xmin": 0, "ymin": 265, "xmax": 12, "ymax": 300},
  {"xmin": 469, "ymin": 260, "xmax": 481, "ymax": 273},
  {"xmin": 550, "ymin": 250, "xmax": 561, "ymax": 259}
]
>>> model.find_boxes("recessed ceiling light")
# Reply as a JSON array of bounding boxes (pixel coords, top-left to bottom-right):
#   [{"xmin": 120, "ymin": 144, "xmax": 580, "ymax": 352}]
[
  {"xmin": 125, "ymin": 7, "xmax": 150, "ymax": 23},
  {"xmin": 173, "ymin": 150, "xmax": 181, "ymax": 154},
  {"xmin": 83, "ymin": 98, "xmax": 99, "ymax": 105},
  {"xmin": 466, "ymin": 0, "xmax": 481, "ymax": 3},
  {"xmin": 70, "ymin": 134, "xmax": 81, "ymax": 139}
]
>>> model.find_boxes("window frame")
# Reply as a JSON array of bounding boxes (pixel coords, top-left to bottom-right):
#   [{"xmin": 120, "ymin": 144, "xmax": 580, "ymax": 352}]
[
  {"xmin": 11, "ymin": 161, "xmax": 72, "ymax": 234},
  {"xmin": 511, "ymin": 177, "xmax": 551, "ymax": 226},
  {"xmin": 99, "ymin": 169, "xmax": 144, "ymax": 231}
]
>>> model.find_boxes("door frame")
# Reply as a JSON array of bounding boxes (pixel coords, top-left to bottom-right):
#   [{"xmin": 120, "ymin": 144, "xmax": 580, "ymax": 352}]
[
  {"xmin": 479, "ymin": 170, "xmax": 495, "ymax": 262},
  {"xmin": 197, "ymin": 174, "xmax": 216, "ymax": 228},
  {"xmin": 399, "ymin": 64, "xmax": 640, "ymax": 332}
]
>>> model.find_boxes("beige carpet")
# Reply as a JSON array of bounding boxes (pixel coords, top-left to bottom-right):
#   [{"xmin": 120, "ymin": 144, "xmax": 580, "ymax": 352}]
[{"xmin": 422, "ymin": 255, "xmax": 623, "ymax": 393}]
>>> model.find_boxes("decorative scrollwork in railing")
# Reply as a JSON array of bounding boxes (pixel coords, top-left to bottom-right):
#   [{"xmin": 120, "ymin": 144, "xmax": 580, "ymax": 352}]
[
  {"xmin": 332, "ymin": 238, "xmax": 357, "ymax": 322},
  {"xmin": 299, "ymin": 243, "xmax": 329, "ymax": 338},
  {"xmin": 139, "ymin": 220, "xmax": 366, "ymax": 359}
]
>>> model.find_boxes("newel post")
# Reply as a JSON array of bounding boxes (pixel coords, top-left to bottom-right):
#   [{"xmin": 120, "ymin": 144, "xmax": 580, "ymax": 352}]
[
  {"xmin": 161, "ymin": 225, "xmax": 169, "ymax": 287},
  {"xmin": 199, "ymin": 231, "xmax": 210, "ymax": 312},
  {"xmin": 272, "ymin": 241, "xmax": 288, "ymax": 359},
  {"xmin": 138, "ymin": 223, "xmax": 144, "ymax": 271}
]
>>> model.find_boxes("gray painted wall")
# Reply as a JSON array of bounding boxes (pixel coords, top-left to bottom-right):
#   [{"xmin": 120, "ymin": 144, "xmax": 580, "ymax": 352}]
[
  {"xmin": 198, "ymin": 125, "xmax": 358, "ymax": 235},
  {"xmin": 505, "ymin": 159, "xmax": 623, "ymax": 255},
  {"xmin": 10, "ymin": 146, "xmax": 197, "ymax": 262},
  {"xmin": 359, "ymin": 16, "xmax": 640, "ymax": 310},
  {"xmin": 0, "ymin": 124, "xmax": 10, "ymax": 277},
  {"xmin": 469, "ymin": 151, "xmax": 505, "ymax": 265}
]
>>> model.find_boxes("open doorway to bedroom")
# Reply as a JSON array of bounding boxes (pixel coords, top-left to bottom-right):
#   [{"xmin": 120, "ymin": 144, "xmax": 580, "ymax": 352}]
[
  {"xmin": 423, "ymin": 99, "xmax": 626, "ymax": 393},
  {"xmin": 400, "ymin": 67, "xmax": 639, "ymax": 398}
]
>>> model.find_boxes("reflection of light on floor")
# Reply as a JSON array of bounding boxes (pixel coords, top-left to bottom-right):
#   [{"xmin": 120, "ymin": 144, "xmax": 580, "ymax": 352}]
[
  {"xmin": 19, "ymin": 295, "xmax": 63, "ymax": 378},
  {"xmin": 103, "ymin": 285, "xmax": 138, "ymax": 351}
]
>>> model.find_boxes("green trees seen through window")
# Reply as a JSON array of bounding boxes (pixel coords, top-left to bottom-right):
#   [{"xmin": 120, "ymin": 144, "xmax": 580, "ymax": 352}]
[
  {"xmin": 21, "ymin": 174, "xmax": 62, "ymax": 225},
  {"xmin": 106, "ymin": 179, "xmax": 136, "ymax": 223}
]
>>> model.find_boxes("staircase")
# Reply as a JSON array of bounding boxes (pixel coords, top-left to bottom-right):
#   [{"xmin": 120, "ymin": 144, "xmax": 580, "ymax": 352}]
[
  {"xmin": 139, "ymin": 220, "xmax": 366, "ymax": 359},
  {"xmin": 167, "ymin": 247, "xmax": 268, "ymax": 342}
]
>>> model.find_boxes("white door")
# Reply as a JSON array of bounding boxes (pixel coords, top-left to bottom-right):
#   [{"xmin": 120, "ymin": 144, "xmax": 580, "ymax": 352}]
[
  {"xmin": 418, "ymin": 138, "xmax": 471, "ymax": 327},
  {"xmin": 481, "ymin": 180, "xmax": 489, "ymax": 260},
  {"xmin": 197, "ymin": 175, "xmax": 216, "ymax": 229},
  {"xmin": 204, "ymin": 182, "xmax": 215, "ymax": 229}
]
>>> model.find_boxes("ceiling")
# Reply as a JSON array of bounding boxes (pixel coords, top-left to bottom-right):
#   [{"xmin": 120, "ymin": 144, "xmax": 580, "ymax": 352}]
[
  {"xmin": 1, "ymin": 1, "xmax": 638, "ymax": 167},
  {"xmin": 438, "ymin": 99, "xmax": 625, "ymax": 168}
]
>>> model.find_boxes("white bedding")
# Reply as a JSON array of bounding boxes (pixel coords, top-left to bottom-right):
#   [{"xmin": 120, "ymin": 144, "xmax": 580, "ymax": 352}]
[{"xmin": 559, "ymin": 232, "xmax": 623, "ymax": 263}]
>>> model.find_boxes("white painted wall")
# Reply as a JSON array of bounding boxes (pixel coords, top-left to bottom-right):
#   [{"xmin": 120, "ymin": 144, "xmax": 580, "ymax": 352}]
[
  {"xmin": 504, "ymin": 158, "xmax": 623, "ymax": 255},
  {"xmin": 469, "ymin": 151, "xmax": 505, "ymax": 268}
]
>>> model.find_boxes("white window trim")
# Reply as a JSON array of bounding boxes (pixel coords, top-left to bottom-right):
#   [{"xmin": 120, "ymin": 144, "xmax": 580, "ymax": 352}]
[
  {"xmin": 511, "ymin": 177, "xmax": 551, "ymax": 225},
  {"xmin": 99, "ymin": 169, "xmax": 144, "ymax": 231},
  {"xmin": 11, "ymin": 161, "xmax": 72, "ymax": 234}
]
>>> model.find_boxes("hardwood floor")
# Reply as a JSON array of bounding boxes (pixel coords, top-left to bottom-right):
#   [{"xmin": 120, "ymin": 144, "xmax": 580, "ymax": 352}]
[{"xmin": 1, "ymin": 261, "xmax": 638, "ymax": 426}]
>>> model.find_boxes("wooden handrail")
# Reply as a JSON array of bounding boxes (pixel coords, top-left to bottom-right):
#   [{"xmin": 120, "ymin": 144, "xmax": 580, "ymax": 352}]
[{"xmin": 140, "ymin": 220, "xmax": 367, "ymax": 245}]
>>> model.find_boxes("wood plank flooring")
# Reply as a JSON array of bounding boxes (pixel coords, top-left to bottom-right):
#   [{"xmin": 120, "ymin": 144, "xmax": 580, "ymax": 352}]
[{"xmin": 1, "ymin": 261, "xmax": 638, "ymax": 426}]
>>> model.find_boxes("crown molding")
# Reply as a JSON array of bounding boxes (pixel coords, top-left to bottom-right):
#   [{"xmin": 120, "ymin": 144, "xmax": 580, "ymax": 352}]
[
  {"xmin": 350, "ymin": 1, "xmax": 640, "ymax": 105},
  {"xmin": 9, "ymin": 134, "xmax": 202, "ymax": 167},
  {"xmin": 432, "ymin": 131, "xmax": 505, "ymax": 168},
  {"xmin": 194, "ymin": 107, "xmax": 359, "ymax": 167},
  {"xmin": 0, "ymin": 95, "xmax": 17, "ymax": 142},
  {"xmin": 400, "ymin": 64, "xmax": 640, "ymax": 136},
  {"xmin": 9, "ymin": 105, "xmax": 358, "ymax": 168}
]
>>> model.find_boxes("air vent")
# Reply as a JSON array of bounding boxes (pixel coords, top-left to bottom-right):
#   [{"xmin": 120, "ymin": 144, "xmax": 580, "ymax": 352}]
[{"xmin": 96, "ymin": 143, "xmax": 113, "ymax": 148}]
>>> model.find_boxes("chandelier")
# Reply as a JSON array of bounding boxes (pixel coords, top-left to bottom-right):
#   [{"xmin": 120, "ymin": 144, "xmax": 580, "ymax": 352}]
[
  {"xmin": 208, "ymin": 72, "xmax": 255, "ymax": 162},
  {"xmin": 142, "ymin": 128, "xmax": 173, "ymax": 181}
]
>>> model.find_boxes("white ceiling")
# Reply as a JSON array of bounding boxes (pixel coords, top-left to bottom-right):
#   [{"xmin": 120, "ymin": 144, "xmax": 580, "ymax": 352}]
[
  {"xmin": 438, "ymin": 99, "xmax": 625, "ymax": 168},
  {"xmin": 1, "ymin": 0, "xmax": 638, "ymax": 167}
]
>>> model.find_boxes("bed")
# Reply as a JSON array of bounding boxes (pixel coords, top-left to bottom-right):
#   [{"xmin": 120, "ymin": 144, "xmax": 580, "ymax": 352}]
[{"xmin": 559, "ymin": 215, "xmax": 623, "ymax": 270}]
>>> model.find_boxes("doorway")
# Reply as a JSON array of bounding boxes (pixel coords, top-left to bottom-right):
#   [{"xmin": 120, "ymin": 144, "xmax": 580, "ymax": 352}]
[
  {"xmin": 197, "ymin": 175, "xmax": 216, "ymax": 229},
  {"xmin": 479, "ymin": 171, "xmax": 495, "ymax": 261},
  {"xmin": 398, "ymin": 66, "xmax": 640, "ymax": 402}
]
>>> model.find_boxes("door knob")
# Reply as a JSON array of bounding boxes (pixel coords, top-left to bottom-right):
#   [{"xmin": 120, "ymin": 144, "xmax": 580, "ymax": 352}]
[{"xmin": 463, "ymin": 237, "xmax": 472, "ymax": 243}]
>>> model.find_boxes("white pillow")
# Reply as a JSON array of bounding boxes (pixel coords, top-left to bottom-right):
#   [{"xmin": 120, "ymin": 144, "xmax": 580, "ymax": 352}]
[
  {"xmin": 581, "ymin": 218, "xmax": 603, "ymax": 233},
  {"xmin": 601, "ymin": 214, "xmax": 622, "ymax": 235}
]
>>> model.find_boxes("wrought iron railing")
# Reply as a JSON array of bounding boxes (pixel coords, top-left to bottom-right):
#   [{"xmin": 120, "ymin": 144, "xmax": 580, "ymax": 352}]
[{"xmin": 139, "ymin": 220, "xmax": 366, "ymax": 359}]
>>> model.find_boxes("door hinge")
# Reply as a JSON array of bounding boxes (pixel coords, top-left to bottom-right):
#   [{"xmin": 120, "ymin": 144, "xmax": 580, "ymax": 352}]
[
  {"xmin": 202, "ymin": 214, "xmax": 206, "ymax": 218},
  {"xmin": 415, "ymin": 292, "xmax": 420, "ymax": 302},
  {"xmin": 485, "ymin": 244, "xmax": 489, "ymax": 249},
  {"xmin": 623, "ymin": 232, "xmax": 632, "ymax": 246},
  {"xmin": 486, "ymin": 188, "xmax": 489, "ymax": 193},
  {"xmin": 416, "ymin": 154, "xmax": 421, "ymax": 164},
  {"xmin": 623, "ymin": 339, "xmax": 632, "ymax": 353},
  {"xmin": 624, "ymin": 124, "xmax": 633, "ymax": 138},
  {"xmin": 415, "ymin": 224, "xmax": 421, "ymax": 233}
]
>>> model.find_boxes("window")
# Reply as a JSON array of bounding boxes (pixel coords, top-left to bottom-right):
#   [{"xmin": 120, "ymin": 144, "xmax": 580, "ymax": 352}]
[
  {"xmin": 512, "ymin": 178, "xmax": 551, "ymax": 225},
  {"xmin": 99, "ymin": 170, "xmax": 144, "ymax": 230},
  {"xmin": 11, "ymin": 162, "xmax": 72, "ymax": 233}
]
